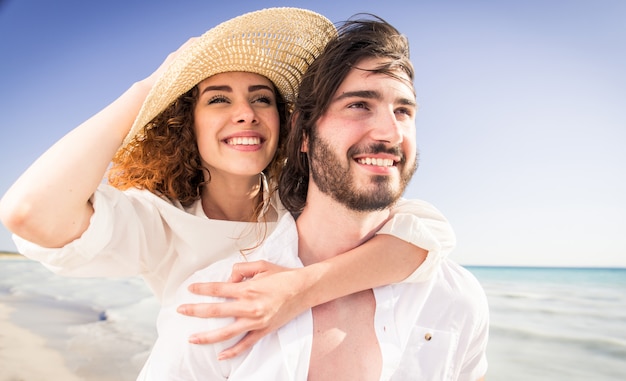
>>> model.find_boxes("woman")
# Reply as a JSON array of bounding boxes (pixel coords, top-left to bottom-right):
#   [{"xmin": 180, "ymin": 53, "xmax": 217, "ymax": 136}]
[{"xmin": 0, "ymin": 7, "xmax": 452, "ymax": 367}]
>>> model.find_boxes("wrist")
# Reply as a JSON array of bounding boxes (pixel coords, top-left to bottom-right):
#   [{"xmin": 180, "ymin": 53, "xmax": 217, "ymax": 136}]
[
  {"xmin": 291, "ymin": 263, "xmax": 328, "ymax": 309},
  {"xmin": 131, "ymin": 78, "xmax": 154, "ymax": 98}
]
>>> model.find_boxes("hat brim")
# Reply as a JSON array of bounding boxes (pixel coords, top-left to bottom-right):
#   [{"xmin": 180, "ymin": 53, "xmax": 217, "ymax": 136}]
[{"xmin": 121, "ymin": 7, "xmax": 336, "ymax": 149}]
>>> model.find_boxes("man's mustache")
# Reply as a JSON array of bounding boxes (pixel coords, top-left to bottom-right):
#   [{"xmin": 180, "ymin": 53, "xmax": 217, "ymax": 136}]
[{"xmin": 348, "ymin": 143, "xmax": 406, "ymax": 164}]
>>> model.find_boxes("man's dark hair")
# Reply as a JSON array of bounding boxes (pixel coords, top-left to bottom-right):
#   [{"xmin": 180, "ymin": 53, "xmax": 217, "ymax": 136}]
[{"xmin": 279, "ymin": 15, "xmax": 415, "ymax": 214}]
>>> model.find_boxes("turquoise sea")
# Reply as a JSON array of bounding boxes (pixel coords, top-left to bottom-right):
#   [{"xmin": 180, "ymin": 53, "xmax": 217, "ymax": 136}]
[
  {"xmin": 1, "ymin": 258, "xmax": 625, "ymax": 380},
  {"xmin": 468, "ymin": 266, "xmax": 626, "ymax": 381}
]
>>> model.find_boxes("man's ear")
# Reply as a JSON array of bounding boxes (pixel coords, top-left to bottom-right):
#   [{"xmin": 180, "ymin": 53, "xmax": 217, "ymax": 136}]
[
  {"xmin": 292, "ymin": 111, "xmax": 309, "ymax": 153},
  {"xmin": 301, "ymin": 132, "xmax": 309, "ymax": 153}
]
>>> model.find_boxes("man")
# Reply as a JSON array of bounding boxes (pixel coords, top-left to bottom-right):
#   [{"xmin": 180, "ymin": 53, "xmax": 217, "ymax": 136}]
[
  {"xmin": 278, "ymin": 16, "xmax": 489, "ymax": 380},
  {"xmin": 142, "ymin": 16, "xmax": 488, "ymax": 381}
]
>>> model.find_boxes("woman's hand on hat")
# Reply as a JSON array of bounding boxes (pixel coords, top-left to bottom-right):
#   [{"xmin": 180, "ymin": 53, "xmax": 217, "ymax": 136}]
[
  {"xmin": 143, "ymin": 37, "xmax": 198, "ymax": 88},
  {"xmin": 177, "ymin": 260, "xmax": 309, "ymax": 359}
]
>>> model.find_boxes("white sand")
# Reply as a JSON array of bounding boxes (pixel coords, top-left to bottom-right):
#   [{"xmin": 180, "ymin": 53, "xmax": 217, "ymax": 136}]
[
  {"xmin": 0, "ymin": 254, "xmax": 149, "ymax": 380},
  {"xmin": 0, "ymin": 302, "xmax": 82, "ymax": 381}
]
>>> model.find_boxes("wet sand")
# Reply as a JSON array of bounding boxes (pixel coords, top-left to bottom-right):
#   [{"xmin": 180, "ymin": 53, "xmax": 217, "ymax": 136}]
[
  {"xmin": 0, "ymin": 302, "xmax": 83, "ymax": 381},
  {"xmin": 0, "ymin": 253, "xmax": 146, "ymax": 380}
]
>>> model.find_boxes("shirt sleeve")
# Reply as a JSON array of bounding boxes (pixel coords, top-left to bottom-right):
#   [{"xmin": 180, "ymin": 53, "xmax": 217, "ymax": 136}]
[
  {"xmin": 458, "ymin": 282, "xmax": 490, "ymax": 380},
  {"xmin": 376, "ymin": 198, "xmax": 456, "ymax": 283},
  {"xmin": 12, "ymin": 183, "xmax": 167, "ymax": 278}
]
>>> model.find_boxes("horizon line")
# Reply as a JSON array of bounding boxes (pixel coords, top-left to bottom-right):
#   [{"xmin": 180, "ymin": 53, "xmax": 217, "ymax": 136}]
[{"xmin": 2, "ymin": 250, "xmax": 625, "ymax": 270}]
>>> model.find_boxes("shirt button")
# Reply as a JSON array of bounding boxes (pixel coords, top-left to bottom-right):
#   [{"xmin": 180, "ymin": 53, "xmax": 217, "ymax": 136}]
[{"xmin": 424, "ymin": 332, "xmax": 433, "ymax": 341}]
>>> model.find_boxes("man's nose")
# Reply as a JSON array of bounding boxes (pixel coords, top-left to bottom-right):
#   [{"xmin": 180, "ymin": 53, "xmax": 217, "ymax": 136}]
[{"xmin": 370, "ymin": 108, "xmax": 403, "ymax": 145}]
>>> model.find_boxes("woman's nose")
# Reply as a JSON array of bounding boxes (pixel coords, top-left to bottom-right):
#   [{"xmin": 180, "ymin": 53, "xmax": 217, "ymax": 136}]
[{"xmin": 233, "ymin": 102, "xmax": 258, "ymax": 124}]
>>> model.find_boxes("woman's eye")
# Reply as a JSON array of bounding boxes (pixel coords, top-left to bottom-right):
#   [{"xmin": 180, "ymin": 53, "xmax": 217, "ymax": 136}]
[
  {"xmin": 253, "ymin": 95, "xmax": 273, "ymax": 105},
  {"xmin": 208, "ymin": 95, "xmax": 229, "ymax": 104}
]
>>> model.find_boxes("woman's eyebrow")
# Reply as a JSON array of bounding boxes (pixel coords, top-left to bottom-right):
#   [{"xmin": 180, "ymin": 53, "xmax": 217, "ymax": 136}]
[
  {"xmin": 199, "ymin": 85, "xmax": 232, "ymax": 95},
  {"xmin": 249, "ymin": 84, "xmax": 274, "ymax": 93},
  {"xmin": 199, "ymin": 84, "xmax": 273, "ymax": 95}
]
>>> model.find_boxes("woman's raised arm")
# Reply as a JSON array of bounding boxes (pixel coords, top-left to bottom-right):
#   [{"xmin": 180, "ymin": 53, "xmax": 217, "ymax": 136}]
[{"xmin": 0, "ymin": 39, "xmax": 195, "ymax": 247}]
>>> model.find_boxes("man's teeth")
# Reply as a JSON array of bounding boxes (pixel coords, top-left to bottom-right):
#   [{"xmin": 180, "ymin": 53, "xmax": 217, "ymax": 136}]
[
  {"xmin": 226, "ymin": 137, "xmax": 261, "ymax": 145},
  {"xmin": 357, "ymin": 157, "xmax": 395, "ymax": 167}
]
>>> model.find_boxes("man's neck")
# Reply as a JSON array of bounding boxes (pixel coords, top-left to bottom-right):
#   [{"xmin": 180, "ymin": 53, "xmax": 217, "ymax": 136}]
[{"xmin": 296, "ymin": 186, "xmax": 391, "ymax": 266}]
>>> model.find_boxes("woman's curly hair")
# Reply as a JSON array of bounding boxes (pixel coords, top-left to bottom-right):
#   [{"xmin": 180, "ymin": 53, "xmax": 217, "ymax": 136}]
[{"xmin": 108, "ymin": 84, "xmax": 289, "ymax": 210}]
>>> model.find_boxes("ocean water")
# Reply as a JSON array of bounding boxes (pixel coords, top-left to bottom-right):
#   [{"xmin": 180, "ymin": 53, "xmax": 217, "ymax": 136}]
[
  {"xmin": 469, "ymin": 266, "xmax": 626, "ymax": 381},
  {"xmin": 1, "ymin": 257, "xmax": 625, "ymax": 380}
]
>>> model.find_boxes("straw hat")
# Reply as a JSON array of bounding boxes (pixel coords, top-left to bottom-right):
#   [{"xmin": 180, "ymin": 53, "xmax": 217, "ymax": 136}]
[{"xmin": 121, "ymin": 7, "xmax": 336, "ymax": 149}]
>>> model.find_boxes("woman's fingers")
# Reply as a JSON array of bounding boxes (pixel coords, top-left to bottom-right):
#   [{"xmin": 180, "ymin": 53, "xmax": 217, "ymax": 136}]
[
  {"xmin": 145, "ymin": 37, "xmax": 198, "ymax": 85},
  {"xmin": 217, "ymin": 331, "xmax": 266, "ymax": 360},
  {"xmin": 177, "ymin": 300, "xmax": 240, "ymax": 318},
  {"xmin": 187, "ymin": 280, "xmax": 239, "ymax": 298},
  {"xmin": 229, "ymin": 260, "xmax": 280, "ymax": 282},
  {"xmin": 185, "ymin": 323, "xmax": 267, "ymax": 360},
  {"xmin": 176, "ymin": 266, "xmax": 308, "ymax": 358},
  {"xmin": 187, "ymin": 320, "xmax": 252, "ymax": 345}
]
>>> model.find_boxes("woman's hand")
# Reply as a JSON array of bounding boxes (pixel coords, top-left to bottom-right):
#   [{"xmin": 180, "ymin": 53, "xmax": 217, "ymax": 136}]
[
  {"xmin": 177, "ymin": 260, "xmax": 310, "ymax": 360},
  {"xmin": 175, "ymin": 234, "xmax": 429, "ymax": 360},
  {"xmin": 140, "ymin": 37, "xmax": 198, "ymax": 89}
]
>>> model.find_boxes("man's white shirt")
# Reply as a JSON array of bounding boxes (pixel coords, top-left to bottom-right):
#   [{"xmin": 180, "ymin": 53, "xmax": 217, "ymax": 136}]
[{"xmin": 138, "ymin": 212, "xmax": 489, "ymax": 381}]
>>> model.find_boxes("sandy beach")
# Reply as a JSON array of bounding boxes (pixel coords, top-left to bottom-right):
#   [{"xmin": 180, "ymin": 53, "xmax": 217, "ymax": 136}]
[
  {"xmin": 0, "ymin": 302, "xmax": 82, "ymax": 381},
  {"xmin": 0, "ymin": 253, "xmax": 80, "ymax": 380},
  {"xmin": 2, "ymin": 254, "xmax": 625, "ymax": 380},
  {"xmin": 0, "ymin": 253, "xmax": 151, "ymax": 381}
]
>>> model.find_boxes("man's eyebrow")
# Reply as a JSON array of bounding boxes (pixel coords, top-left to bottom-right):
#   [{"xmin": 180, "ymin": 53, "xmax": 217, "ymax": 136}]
[
  {"xmin": 335, "ymin": 90, "xmax": 381, "ymax": 101},
  {"xmin": 335, "ymin": 90, "xmax": 417, "ymax": 107},
  {"xmin": 398, "ymin": 97, "xmax": 417, "ymax": 107}
]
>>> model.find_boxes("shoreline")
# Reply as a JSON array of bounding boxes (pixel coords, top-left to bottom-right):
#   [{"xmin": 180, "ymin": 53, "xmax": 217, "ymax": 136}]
[
  {"xmin": 0, "ymin": 252, "xmax": 23, "ymax": 259},
  {"xmin": 0, "ymin": 256, "xmax": 150, "ymax": 381},
  {"xmin": 0, "ymin": 302, "xmax": 82, "ymax": 381}
]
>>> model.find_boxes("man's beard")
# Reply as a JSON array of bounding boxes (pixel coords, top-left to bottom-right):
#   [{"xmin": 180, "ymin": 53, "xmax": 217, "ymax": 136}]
[{"xmin": 308, "ymin": 131, "xmax": 417, "ymax": 212}]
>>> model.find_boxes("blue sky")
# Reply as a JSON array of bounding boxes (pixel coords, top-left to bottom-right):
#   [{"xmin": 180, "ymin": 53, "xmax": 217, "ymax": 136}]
[{"xmin": 1, "ymin": 0, "xmax": 625, "ymax": 267}]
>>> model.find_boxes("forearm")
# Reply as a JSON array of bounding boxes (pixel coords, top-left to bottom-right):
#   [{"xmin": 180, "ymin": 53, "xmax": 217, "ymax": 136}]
[
  {"xmin": 0, "ymin": 81, "xmax": 151, "ymax": 247},
  {"xmin": 295, "ymin": 234, "xmax": 427, "ymax": 308}
]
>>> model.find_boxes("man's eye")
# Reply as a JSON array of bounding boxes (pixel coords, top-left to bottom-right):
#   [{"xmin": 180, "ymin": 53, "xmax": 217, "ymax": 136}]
[
  {"xmin": 396, "ymin": 107, "xmax": 413, "ymax": 117},
  {"xmin": 348, "ymin": 102, "xmax": 368, "ymax": 109}
]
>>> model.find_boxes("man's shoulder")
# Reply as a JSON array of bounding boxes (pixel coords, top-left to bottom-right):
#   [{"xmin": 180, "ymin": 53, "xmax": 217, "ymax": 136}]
[
  {"xmin": 386, "ymin": 259, "xmax": 487, "ymax": 312},
  {"xmin": 439, "ymin": 259, "xmax": 484, "ymax": 289},
  {"xmin": 433, "ymin": 259, "xmax": 489, "ymax": 311}
]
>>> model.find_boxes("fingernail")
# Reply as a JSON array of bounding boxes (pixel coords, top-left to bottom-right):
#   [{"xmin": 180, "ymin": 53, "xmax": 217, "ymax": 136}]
[
  {"xmin": 188, "ymin": 336, "xmax": 200, "ymax": 344},
  {"xmin": 217, "ymin": 352, "xmax": 227, "ymax": 361},
  {"xmin": 177, "ymin": 306, "xmax": 186, "ymax": 314}
]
